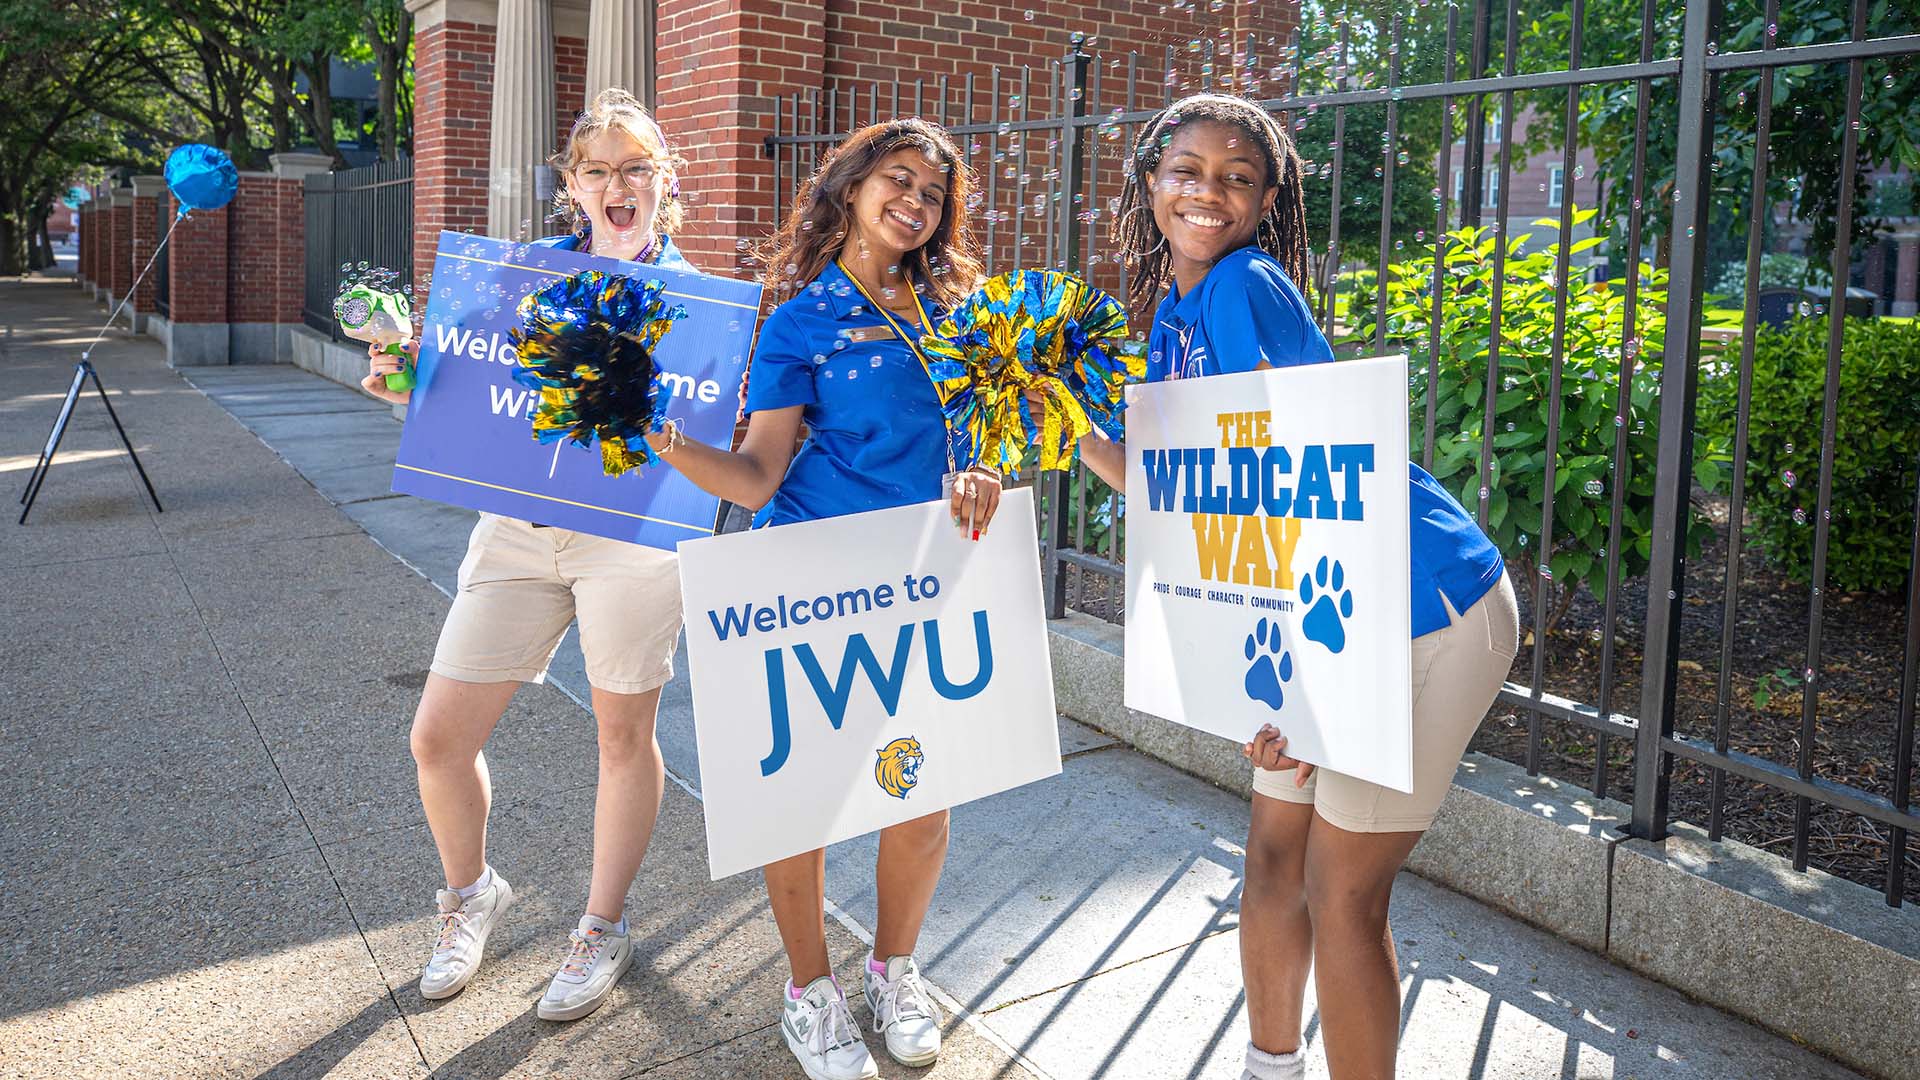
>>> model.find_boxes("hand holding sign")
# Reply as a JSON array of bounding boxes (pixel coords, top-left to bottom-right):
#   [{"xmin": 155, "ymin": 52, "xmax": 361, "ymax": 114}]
[
  {"xmin": 391, "ymin": 233, "xmax": 759, "ymax": 548},
  {"xmin": 679, "ymin": 488, "xmax": 1060, "ymax": 879},
  {"xmin": 509, "ymin": 270, "xmax": 686, "ymax": 476},
  {"xmin": 1124, "ymin": 355, "xmax": 1414, "ymax": 793},
  {"xmin": 922, "ymin": 269, "xmax": 1144, "ymax": 475}
]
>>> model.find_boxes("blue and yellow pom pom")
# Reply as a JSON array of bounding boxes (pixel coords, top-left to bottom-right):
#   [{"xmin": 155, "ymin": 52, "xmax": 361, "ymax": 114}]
[
  {"xmin": 509, "ymin": 270, "xmax": 687, "ymax": 476},
  {"xmin": 921, "ymin": 270, "xmax": 1142, "ymax": 474}
]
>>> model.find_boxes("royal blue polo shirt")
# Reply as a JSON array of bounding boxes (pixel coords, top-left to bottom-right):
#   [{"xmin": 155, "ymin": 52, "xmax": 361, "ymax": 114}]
[
  {"xmin": 744, "ymin": 262, "xmax": 962, "ymax": 527},
  {"xmin": 1146, "ymin": 244, "xmax": 1505, "ymax": 638},
  {"xmin": 528, "ymin": 231, "xmax": 694, "ymax": 271}
]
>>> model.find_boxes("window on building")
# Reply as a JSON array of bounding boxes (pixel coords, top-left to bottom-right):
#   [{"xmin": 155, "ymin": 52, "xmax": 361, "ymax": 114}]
[
  {"xmin": 1453, "ymin": 108, "xmax": 1507, "ymax": 147},
  {"xmin": 1548, "ymin": 164, "xmax": 1565, "ymax": 208},
  {"xmin": 1487, "ymin": 171, "xmax": 1501, "ymax": 209}
]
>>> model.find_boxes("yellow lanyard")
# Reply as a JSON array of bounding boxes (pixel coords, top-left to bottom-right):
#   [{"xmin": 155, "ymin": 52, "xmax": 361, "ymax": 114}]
[
  {"xmin": 834, "ymin": 259, "xmax": 959, "ymax": 475},
  {"xmin": 835, "ymin": 259, "xmax": 936, "ymax": 375}
]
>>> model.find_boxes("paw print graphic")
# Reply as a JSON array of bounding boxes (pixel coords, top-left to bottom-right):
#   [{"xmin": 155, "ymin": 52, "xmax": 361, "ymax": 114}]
[
  {"xmin": 1300, "ymin": 556, "xmax": 1354, "ymax": 654},
  {"xmin": 1243, "ymin": 618, "xmax": 1294, "ymax": 711}
]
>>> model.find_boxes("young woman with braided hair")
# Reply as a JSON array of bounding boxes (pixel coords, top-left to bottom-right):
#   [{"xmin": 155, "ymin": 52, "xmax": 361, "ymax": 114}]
[{"xmin": 1076, "ymin": 93, "xmax": 1516, "ymax": 1080}]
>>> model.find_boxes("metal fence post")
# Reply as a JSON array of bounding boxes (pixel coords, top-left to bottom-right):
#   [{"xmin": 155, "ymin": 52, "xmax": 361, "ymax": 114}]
[
  {"xmin": 1040, "ymin": 39, "xmax": 1094, "ymax": 621},
  {"xmin": 1630, "ymin": 0, "xmax": 1721, "ymax": 842}
]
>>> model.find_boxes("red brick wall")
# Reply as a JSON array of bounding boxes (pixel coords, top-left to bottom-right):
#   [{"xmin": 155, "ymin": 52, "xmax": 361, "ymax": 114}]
[
  {"xmin": 168, "ymin": 203, "xmax": 229, "ymax": 325},
  {"xmin": 131, "ymin": 195, "xmax": 159, "ymax": 314},
  {"xmin": 821, "ymin": 2, "xmax": 1292, "ymax": 93},
  {"xmin": 224, "ymin": 175, "xmax": 306, "ymax": 323},
  {"xmin": 410, "ymin": 3, "xmax": 1299, "ymax": 292},
  {"xmin": 78, "ymin": 207, "xmax": 90, "ymax": 283},
  {"xmin": 107, "ymin": 203, "xmax": 132, "ymax": 297},
  {"xmin": 556, "ymin": 34, "xmax": 589, "ymax": 128},
  {"xmin": 655, "ymin": 0, "xmax": 827, "ymax": 277},
  {"xmin": 412, "ymin": 20, "xmax": 496, "ymax": 295},
  {"xmin": 647, "ymin": 0, "xmax": 1297, "ymax": 281}
]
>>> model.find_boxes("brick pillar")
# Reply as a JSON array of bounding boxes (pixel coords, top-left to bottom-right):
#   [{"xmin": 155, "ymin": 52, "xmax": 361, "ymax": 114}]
[
  {"xmin": 408, "ymin": 0, "xmax": 498, "ymax": 298},
  {"xmin": 107, "ymin": 187, "xmax": 135, "ymax": 310},
  {"xmin": 225, "ymin": 173, "xmax": 288, "ymax": 362},
  {"xmin": 271, "ymin": 152, "xmax": 333, "ymax": 340},
  {"xmin": 166, "ymin": 200, "xmax": 230, "ymax": 366},
  {"xmin": 657, "ymin": 0, "xmax": 827, "ymax": 279},
  {"xmin": 1894, "ymin": 235, "xmax": 1918, "ymax": 319},
  {"xmin": 129, "ymin": 176, "xmax": 165, "ymax": 332},
  {"xmin": 77, "ymin": 205, "xmax": 90, "ymax": 288}
]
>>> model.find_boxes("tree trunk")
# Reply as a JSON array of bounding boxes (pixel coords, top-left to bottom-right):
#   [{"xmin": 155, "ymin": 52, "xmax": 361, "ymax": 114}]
[
  {"xmin": 26, "ymin": 205, "xmax": 51, "ymax": 271},
  {"xmin": 270, "ymin": 71, "xmax": 293, "ymax": 154},
  {"xmin": 36, "ymin": 213, "xmax": 54, "ymax": 271},
  {"xmin": 371, "ymin": 21, "xmax": 405, "ymax": 162},
  {"xmin": 303, "ymin": 53, "xmax": 347, "ymax": 170},
  {"xmin": 0, "ymin": 214, "xmax": 24, "ymax": 277}
]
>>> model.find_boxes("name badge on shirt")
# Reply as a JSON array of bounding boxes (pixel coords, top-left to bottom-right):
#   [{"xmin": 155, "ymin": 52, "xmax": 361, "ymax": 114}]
[{"xmin": 842, "ymin": 324, "xmax": 899, "ymax": 344}]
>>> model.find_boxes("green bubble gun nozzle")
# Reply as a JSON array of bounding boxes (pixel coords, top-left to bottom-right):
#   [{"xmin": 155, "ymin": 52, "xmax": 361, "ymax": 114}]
[{"xmin": 335, "ymin": 285, "xmax": 416, "ymax": 392}]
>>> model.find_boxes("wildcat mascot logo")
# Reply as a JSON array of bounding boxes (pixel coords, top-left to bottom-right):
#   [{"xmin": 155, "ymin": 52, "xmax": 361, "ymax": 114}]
[{"xmin": 875, "ymin": 737, "xmax": 925, "ymax": 800}]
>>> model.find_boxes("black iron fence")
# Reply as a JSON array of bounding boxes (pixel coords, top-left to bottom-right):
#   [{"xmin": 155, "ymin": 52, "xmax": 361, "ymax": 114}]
[
  {"xmin": 302, "ymin": 157, "xmax": 414, "ymax": 339},
  {"xmin": 766, "ymin": 0, "xmax": 1920, "ymax": 906}
]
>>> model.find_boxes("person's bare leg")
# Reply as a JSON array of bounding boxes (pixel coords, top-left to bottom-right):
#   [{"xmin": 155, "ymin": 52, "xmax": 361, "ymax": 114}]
[
  {"xmin": 765, "ymin": 849, "xmax": 831, "ymax": 985},
  {"xmin": 1242, "ymin": 795, "xmax": 1317, "ymax": 1055},
  {"xmin": 410, "ymin": 674, "xmax": 520, "ymax": 888},
  {"xmin": 872, "ymin": 809, "xmax": 950, "ymax": 960},
  {"xmin": 583, "ymin": 685, "xmax": 666, "ymax": 922},
  {"xmin": 1302, "ymin": 818, "xmax": 1422, "ymax": 1080}
]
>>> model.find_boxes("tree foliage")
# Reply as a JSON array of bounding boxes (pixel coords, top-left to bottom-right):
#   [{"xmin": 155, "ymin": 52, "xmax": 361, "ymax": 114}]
[{"xmin": 0, "ymin": 0, "xmax": 413, "ymax": 274}]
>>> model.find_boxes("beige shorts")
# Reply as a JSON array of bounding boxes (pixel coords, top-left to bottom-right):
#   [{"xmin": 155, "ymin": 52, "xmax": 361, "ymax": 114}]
[
  {"xmin": 1253, "ymin": 572, "xmax": 1519, "ymax": 833},
  {"xmin": 431, "ymin": 514, "xmax": 683, "ymax": 695}
]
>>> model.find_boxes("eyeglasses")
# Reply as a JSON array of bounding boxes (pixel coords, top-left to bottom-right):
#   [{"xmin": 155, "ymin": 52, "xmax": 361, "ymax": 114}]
[{"xmin": 570, "ymin": 158, "xmax": 663, "ymax": 193}]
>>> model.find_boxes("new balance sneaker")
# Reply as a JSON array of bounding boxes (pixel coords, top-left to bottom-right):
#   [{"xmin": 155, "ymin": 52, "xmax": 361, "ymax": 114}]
[
  {"xmin": 862, "ymin": 954, "xmax": 942, "ymax": 1067},
  {"xmin": 536, "ymin": 914, "xmax": 633, "ymax": 1021},
  {"xmin": 419, "ymin": 872, "xmax": 515, "ymax": 1000},
  {"xmin": 781, "ymin": 976, "xmax": 877, "ymax": 1080}
]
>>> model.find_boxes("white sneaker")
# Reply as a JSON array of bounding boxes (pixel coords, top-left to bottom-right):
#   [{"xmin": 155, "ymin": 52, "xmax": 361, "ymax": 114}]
[
  {"xmin": 862, "ymin": 954, "xmax": 942, "ymax": 1066},
  {"xmin": 419, "ymin": 871, "xmax": 515, "ymax": 1000},
  {"xmin": 537, "ymin": 914, "xmax": 633, "ymax": 1021},
  {"xmin": 781, "ymin": 976, "xmax": 877, "ymax": 1080}
]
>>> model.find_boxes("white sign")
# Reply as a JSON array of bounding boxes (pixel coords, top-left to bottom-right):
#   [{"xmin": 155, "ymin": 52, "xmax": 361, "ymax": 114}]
[
  {"xmin": 679, "ymin": 488, "xmax": 1062, "ymax": 879},
  {"xmin": 1123, "ymin": 356, "xmax": 1414, "ymax": 792}
]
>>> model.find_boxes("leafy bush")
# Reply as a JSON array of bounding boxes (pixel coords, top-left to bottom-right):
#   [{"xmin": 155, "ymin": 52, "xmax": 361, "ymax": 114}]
[
  {"xmin": 1708, "ymin": 252, "xmax": 1829, "ymax": 305},
  {"xmin": 1699, "ymin": 317, "xmax": 1920, "ymax": 593},
  {"xmin": 1359, "ymin": 208, "xmax": 1728, "ymax": 632}
]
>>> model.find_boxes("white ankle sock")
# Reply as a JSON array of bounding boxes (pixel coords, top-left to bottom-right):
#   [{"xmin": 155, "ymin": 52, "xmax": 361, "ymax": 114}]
[
  {"xmin": 1244, "ymin": 1042, "xmax": 1306, "ymax": 1080},
  {"xmin": 454, "ymin": 866, "xmax": 493, "ymax": 900}
]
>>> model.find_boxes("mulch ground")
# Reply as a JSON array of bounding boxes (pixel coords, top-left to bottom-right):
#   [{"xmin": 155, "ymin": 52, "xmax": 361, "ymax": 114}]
[
  {"xmin": 1061, "ymin": 492, "xmax": 1918, "ymax": 905},
  {"xmin": 1472, "ymin": 492, "xmax": 1919, "ymax": 906}
]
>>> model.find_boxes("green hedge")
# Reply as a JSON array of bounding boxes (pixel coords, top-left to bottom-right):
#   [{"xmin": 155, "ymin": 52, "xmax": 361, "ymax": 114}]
[
  {"xmin": 1362, "ymin": 209, "xmax": 1727, "ymax": 631},
  {"xmin": 1700, "ymin": 317, "xmax": 1920, "ymax": 593}
]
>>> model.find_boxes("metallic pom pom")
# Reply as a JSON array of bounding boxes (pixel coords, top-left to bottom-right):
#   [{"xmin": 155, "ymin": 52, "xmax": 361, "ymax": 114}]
[
  {"xmin": 508, "ymin": 270, "xmax": 686, "ymax": 476},
  {"xmin": 922, "ymin": 270, "xmax": 1142, "ymax": 474}
]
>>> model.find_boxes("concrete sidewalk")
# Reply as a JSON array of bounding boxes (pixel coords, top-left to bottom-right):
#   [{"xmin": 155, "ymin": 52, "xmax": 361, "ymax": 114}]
[{"xmin": 0, "ymin": 275, "xmax": 1873, "ymax": 1080}]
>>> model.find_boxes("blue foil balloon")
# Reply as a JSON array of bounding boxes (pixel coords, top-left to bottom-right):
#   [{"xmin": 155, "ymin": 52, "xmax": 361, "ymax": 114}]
[{"xmin": 164, "ymin": 144, "xmax": 238, "ymax": 215}]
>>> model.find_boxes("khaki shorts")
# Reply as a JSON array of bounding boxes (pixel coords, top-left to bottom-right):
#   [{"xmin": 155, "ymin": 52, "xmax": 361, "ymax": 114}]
[
  {"xmin": 1253, "ymin": 572, "xmax": 1518, "ymax": 833},
  {"xmin": 431, "ymin": 514, "xmax": 683, "ymax": 695}
]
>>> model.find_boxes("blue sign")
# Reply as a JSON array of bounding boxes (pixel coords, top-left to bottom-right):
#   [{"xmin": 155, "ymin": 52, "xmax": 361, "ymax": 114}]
[{"xmin": 393, "ymin": 232, "xmax": 762, "ymax": 549}]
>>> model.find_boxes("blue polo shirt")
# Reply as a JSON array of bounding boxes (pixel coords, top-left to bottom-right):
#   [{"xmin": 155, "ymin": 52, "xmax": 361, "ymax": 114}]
[
  {"xmin": 1147, "ymin": 244, "xmax": 1505, "ymax": 638},
  {"xmin": 744, "ymin": 262, "xmax": 961, "ymax": 526},
  {"xmin": 529, "ymin": 231, "xmax": 694, "ymax": 272}
]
